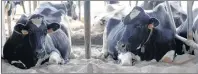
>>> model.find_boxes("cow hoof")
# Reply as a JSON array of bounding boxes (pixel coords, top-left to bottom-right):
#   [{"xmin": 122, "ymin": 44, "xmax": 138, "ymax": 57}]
[{"xmin": 49, "ymin": 52, "xmax": 63, "ymax": 65}]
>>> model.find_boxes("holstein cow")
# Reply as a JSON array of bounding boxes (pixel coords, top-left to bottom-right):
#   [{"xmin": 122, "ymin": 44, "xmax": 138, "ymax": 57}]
[
  {"xmin": 93, "ymin": 1, "xmax": 187, "ymax": 34},
  {"xmin": 92, "ymin": 4, "xmax": 131, "ymax": 32},
  {"xmin": 140, "ymin": 1, "xmax": 187, "ymax": 28},
  {"xmin": 38, "ymin": 1, "xmax": 78, "ymax": 20},
  {"xmin": 100, "ymin": 5, "xmax": 184, "ymax": 66},
  {"xmin": 5, "ymin": 1, "xmax": 24, "ymax": 16},
  {"xmin": 2, "ymin": 3, "xmax": 72, "ymax": 69}
]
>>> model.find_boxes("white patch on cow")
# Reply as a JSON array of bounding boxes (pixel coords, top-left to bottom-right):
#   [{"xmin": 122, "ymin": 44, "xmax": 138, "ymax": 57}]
[
  {"xmin": 129, "ymin": 9, "xmax": 140, "ymax": 20},
  {"xmin": 11, "ymin": 60, "xmax": 27, "ymax": 68},
  {"xmin": 135, "ymin": 55, "xmax": 141, "ymax": 62},
  {"xmin": 49, "ymin": 51, "xmax": 64, "ymax": 64},
  {"xmin": 118, "ymin": 52, "xmax": 133, "ymax": 66},
  {"xmin": 21, "ymin": 30, "xmax": 28, "ymax": 35},
  {"xmin": 31, "ymin": 18, "xmax": 42, "ymax": 27},
  {"xmin": 160, "ymin": 50, "xmax": 175, "ymax": 63}
]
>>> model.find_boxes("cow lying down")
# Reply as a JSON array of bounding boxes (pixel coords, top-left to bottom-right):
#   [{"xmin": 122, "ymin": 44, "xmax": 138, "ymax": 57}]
[
  {"xmin": 100, "ymin": 5, "xmax": 197, "ymax": 66},
  {"xmin": 2, "ymin": 13, "xmax": 71, "ymax": 69}
]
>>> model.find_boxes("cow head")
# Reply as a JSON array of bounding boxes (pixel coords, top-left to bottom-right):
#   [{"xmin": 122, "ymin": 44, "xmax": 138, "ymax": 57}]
[
  {"xmin": 116, "ymin": 6, "xmax": 159, "ymax": 65},
  {"xmin": 14, "ymin": 14, "xmax": 60, "ymax": 59}
]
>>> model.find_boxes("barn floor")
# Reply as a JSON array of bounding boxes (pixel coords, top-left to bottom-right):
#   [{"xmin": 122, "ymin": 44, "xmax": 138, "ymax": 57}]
[{"xmin": 2, "ymin": 45, "xmax": 198, "ymax": 73}]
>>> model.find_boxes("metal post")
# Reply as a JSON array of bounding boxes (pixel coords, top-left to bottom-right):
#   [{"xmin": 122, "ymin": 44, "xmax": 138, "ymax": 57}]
[
  {"xmin": 2, "ymin": 1, "xmax": 6, "ymax": 57},
  {"xmin": 129, "ymin": 1, "xmax": 131, "ymax": 6},
  {"xmin": 165, "ymin": 1, "xmax": 176, "ymax": 32},
  {"xmin": 136, "ymin": 1, "xmax": 138, "ymax": 6},
  {"xmin": 84, "ymin": 1, "xmax": 91, "ymax": 59},
  {"xmin": 29, "ymin": 1, "xmax": 31, "ymax": 14},
  {"xmin": 7, "ymin": 14, "xmax": 12, "ymax": 36},
  {"xmin": 78, "ymin": 0, "xmax": 81, "ymax": 20},
  {"xmin": 187, "ymin": 1, "xmax": 194, "ymax": 40},
  {"xmin": 33, "ymin": 1, "xmax": 37, "ymax": 10},
  {"xmin": 21, "ymin": 1, "xmax": 26, "ymax": 13}
]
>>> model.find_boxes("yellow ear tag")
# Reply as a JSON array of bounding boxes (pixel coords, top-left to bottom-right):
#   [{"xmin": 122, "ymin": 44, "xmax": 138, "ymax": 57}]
[
  {"xmin": 47, "ymin": 28, "xmax": 53, "ymax": 33},
  {"xmin": 148, "ymin": 24, "xmax": 154, "ymax": 30},
  {"xmin": 21, "ymin": 30, "xmax": 28, "ymax": 35}
]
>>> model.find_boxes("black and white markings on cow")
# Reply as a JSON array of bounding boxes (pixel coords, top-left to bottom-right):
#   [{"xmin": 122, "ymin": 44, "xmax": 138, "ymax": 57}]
[
  {"xmin": 31, "ymin": 17, "xmax": 43, "ymax": 28},
  {"xmin": 129, "ymin": 9, "xmax": 140, "ymax": 20},
  {"xmin": 100, "ymin": 4, "xmax": 196, "ymax": 66},
  {"xmin": 2, "ymin": 2, "xmax": 72, "ymax": 69}
]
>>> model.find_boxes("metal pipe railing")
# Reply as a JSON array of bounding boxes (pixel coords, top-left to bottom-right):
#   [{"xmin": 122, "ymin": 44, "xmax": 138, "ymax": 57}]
[
  {"xmin": 187, "ymin": 1, "xmax": 194, "ymax": 40},
  {"xmin": 84, "ymin": 1, "xmax": 91, "ymax": 59},
  {"xmin": 165, "ymin": 1, "xmax": 176, "ymax": 32}
]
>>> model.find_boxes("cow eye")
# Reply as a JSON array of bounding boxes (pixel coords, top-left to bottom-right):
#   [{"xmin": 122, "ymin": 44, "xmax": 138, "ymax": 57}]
[{"xmin": 121, "ymin": 44, "xmax": 125, "ymax": 48}]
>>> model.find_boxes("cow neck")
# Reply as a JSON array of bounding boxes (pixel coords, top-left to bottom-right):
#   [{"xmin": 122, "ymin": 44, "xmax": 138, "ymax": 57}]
[{"xmin": 138, "ymin": 28, "xmax": 154, "ymax": 53}]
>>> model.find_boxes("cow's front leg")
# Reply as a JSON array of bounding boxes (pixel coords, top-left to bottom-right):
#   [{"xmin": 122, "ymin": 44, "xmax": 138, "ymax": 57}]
[
  {"xmin": 160, "ymin": 50, "xmax": 175, "ymax": 63},
  {"xmin": 98, "ymin": 27, "xmax": 109, "ymax": 59}
]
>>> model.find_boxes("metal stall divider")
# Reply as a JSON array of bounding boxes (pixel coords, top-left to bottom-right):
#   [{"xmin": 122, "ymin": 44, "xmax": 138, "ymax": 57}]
[{"xmin": 84, "ymin": 1, "xmax": 91, "ymax": 59}]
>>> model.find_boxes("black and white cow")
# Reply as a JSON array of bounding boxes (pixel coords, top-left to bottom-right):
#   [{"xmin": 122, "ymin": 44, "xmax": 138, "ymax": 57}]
[
  {"xmin": 5, "ymin": 1, "xmax": 24, "ymax": 16},
  {"xmin": 100, "ymin": 5, "xmax": 183, "ymax": 66},
  {"xmin": 2, "ymin": 2, "xmax": 72, "ymax": 69},
  {"xmin": 93, "ymin": 1, "xmax": 187, "ymax": 34},
  {"xmin": 39, "ymin": 1, "xmax": 78, "ymax": 20}
]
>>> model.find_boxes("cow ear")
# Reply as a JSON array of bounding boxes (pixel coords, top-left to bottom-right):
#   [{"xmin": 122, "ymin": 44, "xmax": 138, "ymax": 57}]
[
  {"xmin": 47, "ymin": 23, "xmax": 60, "ymax": 33},
  {"xmin": 148, "ymin": 18, "xmax": 159, "ymax": 29},
  {"xmin": 14, "ymin": 24, "xmax": 28, "ymax": 35},
  {"xmin": 123, "ymin": 6, "xmax": 142, "ymax": 24}
]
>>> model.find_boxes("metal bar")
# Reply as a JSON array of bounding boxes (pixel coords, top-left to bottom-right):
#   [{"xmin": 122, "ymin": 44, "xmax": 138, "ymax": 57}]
[
  {"xmin": 2, "ymin": 1, "xmax": 6, "ymax": 57},
  {"xmin": 165, "ymin": 1, "xmax": 176, "ymax": 32},
  {"xmin": 78, "ymin": 0, "xmax": 81, "ymax": 20},
  {"xmin": 84, "ymin": 1, "xmax": 91, "ymax": 59},
  {"xmin": 29, "ymin": 1, "xmax": 31, "ymax": 14},
  {"xmin": 136, "ymin": 0, "xmax": 138, "ymax": 6},
  {"xmin": 129, "ymin": 1, "xmax": 131, "ymax": 6},
  {"xmin": 7, "ymin": 15, "xmax": 12, "ymax": 36},
  {"xmin": 187, "ymin": 1, "xmax": 194, "ymax": 40},
  {"xmin": 21, "ymin": 1, "xmax": 26, "ymax": 13},
  {"xmin": 33, "ymin": 1, "xmax": 37, "ymax": 10}
]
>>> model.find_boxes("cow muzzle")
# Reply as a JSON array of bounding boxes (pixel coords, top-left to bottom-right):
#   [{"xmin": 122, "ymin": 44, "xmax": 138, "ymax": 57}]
[{"xmin": 118, "ymin": 52, "xmax": 133, "ymax": 66}]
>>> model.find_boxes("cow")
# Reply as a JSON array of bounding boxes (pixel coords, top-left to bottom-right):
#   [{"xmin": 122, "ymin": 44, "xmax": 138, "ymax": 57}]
[
  {"xmin": 38, "ymin": 1, "xmax": 78, "ymax": 20},
  {"xmin": 4, "ymin": 1, "xmax": 24, "ymax": 16},
  {"xmin": 2, "ymin": 2, "xmax": 72, "ymax": 69},
  {"xmin": 92, "ymin": 1, "xmax": 187, "ymax": 35},
  {"xmin": 92, "ymin": 4, "xmax": 131, "ymax": 33},
  {"xmin": 140, "ymin": 1, "xmax": 187, "ymax": 28},
  {"xmin": 100, "ymin": 5, "xmax": 186, "ymax": 66}
]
